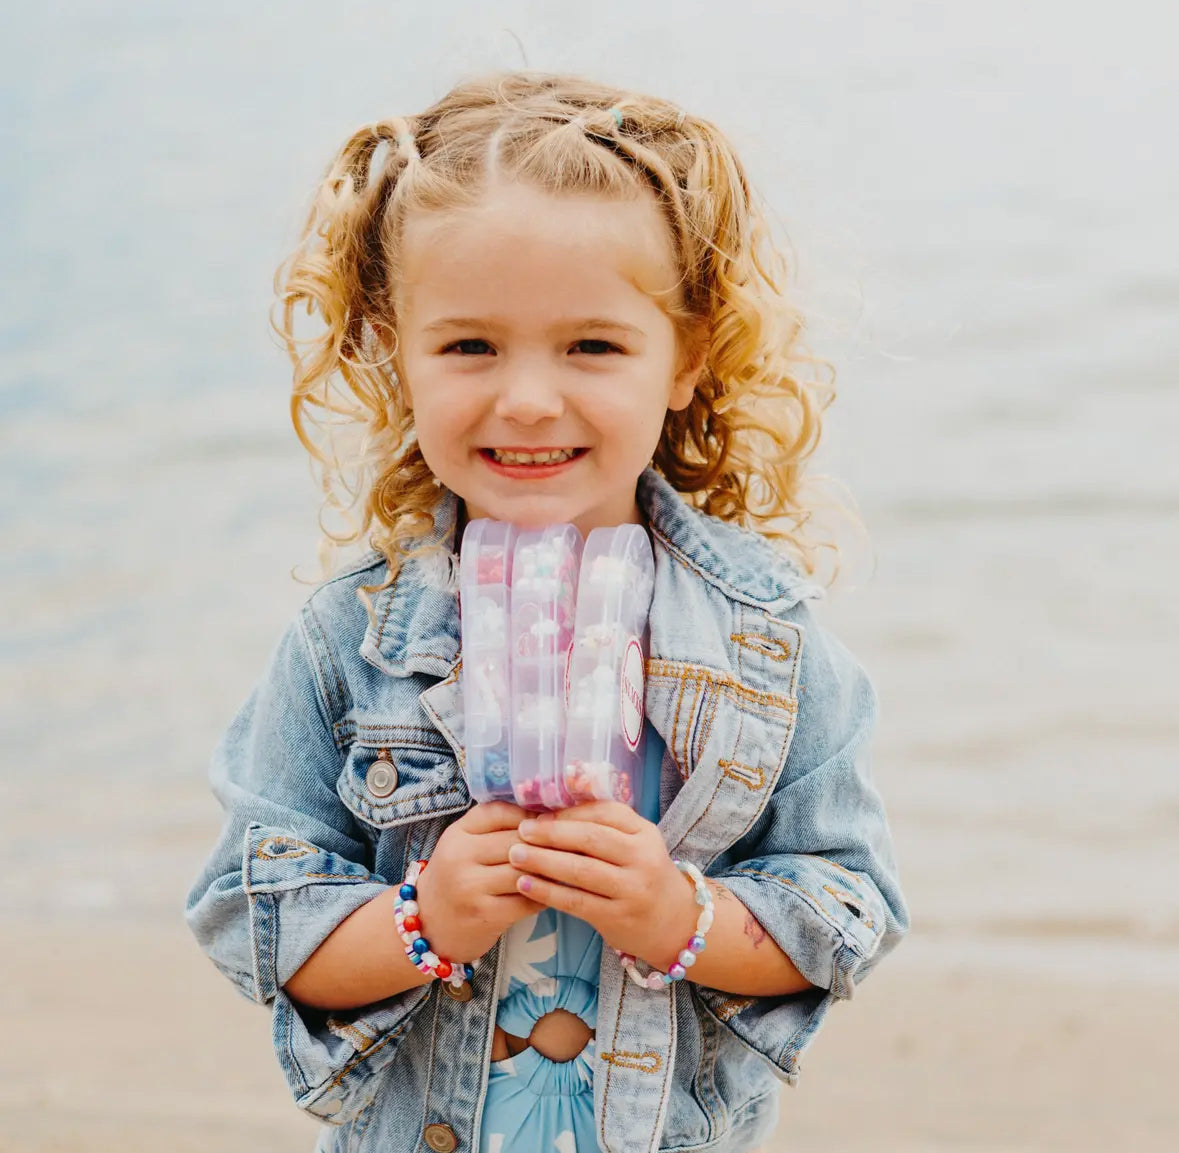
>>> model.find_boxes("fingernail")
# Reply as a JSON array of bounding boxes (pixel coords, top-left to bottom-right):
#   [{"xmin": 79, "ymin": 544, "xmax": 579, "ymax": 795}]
[
  {"xmin": 509, "ymin": 844, "xmax": 527, "ymax": 864},
  {"xmin": 519, "ymin": 819, "xmax": 536, "ymax": 836},
  {"xmin": 518, "ymin": 876, "xmax": 532, "ymax": 893}
]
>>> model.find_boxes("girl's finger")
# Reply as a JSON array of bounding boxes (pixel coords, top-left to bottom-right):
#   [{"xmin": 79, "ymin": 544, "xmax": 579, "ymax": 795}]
[
  {"xmin": 516, "ymin": 817, "xmax": 632, "ymax": 865},
  {"xmin": 546, "ymin": 801, "xmax": 647, "ymax": 833},
  {"xmin": 516, "ymin": 872, "xmax": 611, "ymax": 922},
  {"xmin": 492, "ymin": 893, "xmax": 546, "ymax": 919},
  {"xmin": 459, "ymin": 801, "xmax": 530, "ymax": 833},
  {"xmin": 470, "ymin": 828, "xmax": 529, "ymax": 865},
  {"xmin": 509, "ymin": 843, "xmax": 625, "ymax": 898},
  {"xmin": 482, "ymin": 862, "xmax": 537, "ymax": 895}
]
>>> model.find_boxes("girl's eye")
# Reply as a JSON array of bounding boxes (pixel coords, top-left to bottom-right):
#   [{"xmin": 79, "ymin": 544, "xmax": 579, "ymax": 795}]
[
  {"xmin": 571, "ymin": 339, "xmax": 622, "ymax": 355},
  {"xmin": 444, "ymin": 339, "xmax": 494, "ymax": 356}
]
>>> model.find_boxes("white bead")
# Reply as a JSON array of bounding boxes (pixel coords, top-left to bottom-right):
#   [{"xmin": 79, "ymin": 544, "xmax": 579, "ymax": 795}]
[
  {"xmin": 678, "ymin": 949, "xmax": 697, "ymax": 967},
  {"xmin": 697, "ymin": 908, "xmax": 714, "ymax": 932},
  {"xmin": 402, "ymin": 900, "xmax": 419, "ymax": 917},
  {"xmin": 406, "ymin": 929, "xmax": 421, "ymax": 942},
  {"xmin": 423, "ymin": 952, "xmax": 439, "ymax": 967}
]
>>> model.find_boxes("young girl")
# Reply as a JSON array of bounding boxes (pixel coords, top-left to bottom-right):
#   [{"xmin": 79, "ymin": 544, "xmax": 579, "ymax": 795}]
[{"xmin": 186, "ymin": 72, "xmax": 907, "ymax": 1153}]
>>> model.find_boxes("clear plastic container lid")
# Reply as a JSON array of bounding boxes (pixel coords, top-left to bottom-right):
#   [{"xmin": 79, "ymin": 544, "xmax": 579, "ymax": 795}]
[
  {"xmin": 563, "ymin": 525, "xmax": 655, "ymax": 808},
  {"xmin": 508, "ymin": 524, "xmax": 583, "ymax": 809},
  {"xmin": 459, "ymin": 519, "xmax": 518, "ymax": 803}
]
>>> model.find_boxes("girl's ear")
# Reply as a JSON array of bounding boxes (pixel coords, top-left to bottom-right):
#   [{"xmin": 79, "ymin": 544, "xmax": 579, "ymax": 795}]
[
  {"xmin": 668, "ymin": 323, "xmax": 710, "ymax": 412},
  {"xmin": 386, "ymin": 324, "xmax": 412, "ymax": 411}
]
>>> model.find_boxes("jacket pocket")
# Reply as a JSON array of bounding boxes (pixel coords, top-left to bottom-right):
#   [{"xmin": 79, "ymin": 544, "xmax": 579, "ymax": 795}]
[{"xmin": 337, "ymin": 725, "xmax": 472, "ymax": 829}]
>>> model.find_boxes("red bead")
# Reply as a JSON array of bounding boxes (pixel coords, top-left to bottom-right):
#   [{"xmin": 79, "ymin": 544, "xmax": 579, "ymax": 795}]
[
  {"xmin": 403, "ymin": 915, "xmax": 421, "ymax": 933},
  {"xmin": 435, "ymin": 960, "xmax": 452, "ymax": 979}
]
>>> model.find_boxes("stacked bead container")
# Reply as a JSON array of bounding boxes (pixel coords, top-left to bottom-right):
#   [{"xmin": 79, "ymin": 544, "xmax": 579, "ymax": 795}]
[
  {"xmin": 563, "ymin": 525, "xmax": 655, "ymax": 806},
  {"xmin": 508, "ymin": 525, "xmax": 583, "ymax": 809},
  {"xmin": 459, "ymin": 519, "xmax": 518, "ymax": 803}
]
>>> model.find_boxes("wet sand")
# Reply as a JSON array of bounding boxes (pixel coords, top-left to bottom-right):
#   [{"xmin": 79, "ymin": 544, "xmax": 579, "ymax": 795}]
[{"xmin": 4, "ymin": 920, "xmax": 1174, "ymax": 1152}]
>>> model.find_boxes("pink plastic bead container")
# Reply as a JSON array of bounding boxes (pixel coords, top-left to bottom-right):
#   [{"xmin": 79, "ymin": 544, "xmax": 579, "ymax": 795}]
[
  {"xmin": 508, "ymin": 524, "xmax": 583, "ymax": 809},
  {"xmin": 562, "ymin": 525, "xmax": 655, "ymax": 807},
  {"xmin": 458, "ymin": 519, "xmax": 517, "ymax": 803}
]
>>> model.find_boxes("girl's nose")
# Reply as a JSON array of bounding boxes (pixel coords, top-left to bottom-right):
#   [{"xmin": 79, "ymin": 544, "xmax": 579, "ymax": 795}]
[{"xmin": 493, "ymin": 371, "xmax": 564, "ymax": 424}]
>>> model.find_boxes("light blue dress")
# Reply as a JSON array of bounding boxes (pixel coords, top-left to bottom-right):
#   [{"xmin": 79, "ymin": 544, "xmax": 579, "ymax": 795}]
[{"xmin": 479, "ymin": 728, "xmax": 665, "ymax": 1153}]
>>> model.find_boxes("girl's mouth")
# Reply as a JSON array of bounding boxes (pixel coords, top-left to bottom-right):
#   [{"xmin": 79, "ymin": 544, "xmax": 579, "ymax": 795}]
[{"xmin": 480, "ymin": 447, "xmax": 588, "ymax": 476}]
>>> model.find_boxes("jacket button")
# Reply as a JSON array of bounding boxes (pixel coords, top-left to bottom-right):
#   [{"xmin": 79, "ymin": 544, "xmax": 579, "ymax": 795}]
[
  {"xmin": 423, "ymin": 1123, "xmax": 458, "ymax": 1152},
  {"xmin": 442, "ymin": 980, "xmax": 473, "ymax": 1003},
  {"xmin": 365, "ymin": 754, "xmax": 398, "ymax": 798}
]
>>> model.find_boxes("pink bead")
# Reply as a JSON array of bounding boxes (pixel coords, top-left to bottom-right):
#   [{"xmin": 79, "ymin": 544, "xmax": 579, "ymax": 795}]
[
  {"xmin": 646, "ymin": 973, "xmax": 665, "ymax": 990},
  {"xmin": 668, "ymin": 962, "xmax": 687, "ymax": 981},
  {"xmin": 477, "ymin": 552, "xmax": 504, "ymax": 582}
]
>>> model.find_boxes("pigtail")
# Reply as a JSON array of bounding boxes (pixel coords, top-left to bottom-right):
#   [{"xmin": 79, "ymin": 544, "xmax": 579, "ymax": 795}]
[
  {"xmin": 275, "ymin": 118, "xmax": 425, "ymax": 578},
  {"xmin": 649, "ymin": 114, "xmax": 833, "ymax": 557}
]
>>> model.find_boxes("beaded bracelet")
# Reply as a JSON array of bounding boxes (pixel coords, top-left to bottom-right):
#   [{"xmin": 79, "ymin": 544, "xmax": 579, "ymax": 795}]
[
  {"xmin": 614, "ymin": 859, "xmax": 714, "ymax": 989},
  {"xmin": 392, "ymin": 859, "xmax": 474, "ymax": 989}
]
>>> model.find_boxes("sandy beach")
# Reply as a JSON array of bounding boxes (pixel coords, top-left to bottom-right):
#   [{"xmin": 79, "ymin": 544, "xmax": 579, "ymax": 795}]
[{"xmin": 3, "ymin": 919, "xmax": 1174, "ymax": 1152}]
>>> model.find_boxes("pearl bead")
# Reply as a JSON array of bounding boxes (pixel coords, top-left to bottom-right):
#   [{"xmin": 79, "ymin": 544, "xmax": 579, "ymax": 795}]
[
  {"xmin": 678, "ymin": 949, "xmax": 697, "ymax": 968},
  {"xmin": 689, "ymin": 935, "xmax": 707, "ymax": 952},
  {"xmin": 402, "ymin": 900, "xmax": 420, "ymax": 917},
  {"xmin": 668, "ymin": 963, "xmax": 687, "ymax": 981},
  {"xmin": 435, "ymin": 960, "xmax": 452, "ymax": 979}
]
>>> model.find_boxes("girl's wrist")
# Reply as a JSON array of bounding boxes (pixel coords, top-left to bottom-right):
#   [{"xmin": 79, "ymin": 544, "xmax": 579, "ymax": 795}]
[
  {"xmin": 615, "ymin": 862, "xmax": 711, "ymax": 978},
  {"xmin": 393, "ymin": 860, "xmax": 476, "ymax": 987},
  {"xmin": 646, "ymin": 869, "xmax": 703, "ymax": 970}
]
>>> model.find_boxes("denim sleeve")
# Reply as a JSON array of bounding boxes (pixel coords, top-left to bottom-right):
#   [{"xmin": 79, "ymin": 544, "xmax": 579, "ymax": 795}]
[
  {"xmin": 183, "ymin": 612, "xmax": 432, "ymax": 1122},
  {"xmin": 697, "ymin": 607, "xmax": 909, "ymax": 1082}
]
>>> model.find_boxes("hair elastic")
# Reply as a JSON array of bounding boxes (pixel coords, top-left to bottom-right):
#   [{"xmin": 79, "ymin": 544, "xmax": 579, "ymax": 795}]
[
  {"xmin": 395, "ymin": 122, "xmax": 420, "ymax": 160},
  {"xmin": 608, "ymin": 106, "xmax": 624, "ymax": 129}
]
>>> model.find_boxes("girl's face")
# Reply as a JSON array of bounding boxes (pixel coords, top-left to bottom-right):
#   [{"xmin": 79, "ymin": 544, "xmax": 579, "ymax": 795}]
[{"xmin": 397, "ymin": 181, "xmax": 704, "ymax": 535}]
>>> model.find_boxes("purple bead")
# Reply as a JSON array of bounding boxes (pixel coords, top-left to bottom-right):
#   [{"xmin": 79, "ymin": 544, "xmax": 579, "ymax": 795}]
[
  {"xmin": 668, "ymin": 962, "xmax": 687, "ymax": 981},
  {"xmin": 689, "ymin": 935, "xmax": 706, "ymax": 953},
  {"xmin": 399, "ymin": 883, "xmax": 417, "ymax": 900}
]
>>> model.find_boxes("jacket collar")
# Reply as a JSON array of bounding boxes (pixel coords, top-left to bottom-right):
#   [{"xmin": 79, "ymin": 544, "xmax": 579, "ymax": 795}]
[
  {"xmin": 358, "ymin": 488, "xmax": 462, "ymax": 680},
  {"xmin": 637, "ymin": 469, "xmax": 820, "ymax": 608}
]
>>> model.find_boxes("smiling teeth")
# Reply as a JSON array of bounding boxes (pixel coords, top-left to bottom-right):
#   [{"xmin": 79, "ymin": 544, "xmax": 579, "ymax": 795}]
[{"xmin": 491, "ymin": 448, "xmax": 578, "ymax": 465}]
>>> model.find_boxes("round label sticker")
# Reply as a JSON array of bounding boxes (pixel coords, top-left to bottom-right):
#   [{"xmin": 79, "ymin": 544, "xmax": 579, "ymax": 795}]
[{"xmin": 620, "ymin": 637, "xmax": 645, "ymax": 752}]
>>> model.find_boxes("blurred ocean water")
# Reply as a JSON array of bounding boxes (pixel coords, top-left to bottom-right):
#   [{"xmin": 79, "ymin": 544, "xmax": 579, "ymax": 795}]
[{"xmin": 1, "ymin": 1, "xmax": 1176, "ymax": 980}]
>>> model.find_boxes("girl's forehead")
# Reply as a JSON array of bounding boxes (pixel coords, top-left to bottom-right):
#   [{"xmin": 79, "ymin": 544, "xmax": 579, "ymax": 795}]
[{"xmin": 398, "ymin": 182, "xmax": 679, "ymax": 301}]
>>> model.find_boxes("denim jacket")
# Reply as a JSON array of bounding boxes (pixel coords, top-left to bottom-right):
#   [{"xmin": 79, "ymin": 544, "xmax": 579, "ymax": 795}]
[{"xmin": 185, "ymin": 468, "xmax": 908, "ymax": 1153}]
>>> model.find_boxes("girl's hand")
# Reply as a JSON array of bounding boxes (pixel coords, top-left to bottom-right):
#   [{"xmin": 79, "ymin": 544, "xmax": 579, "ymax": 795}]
[
  {"xmin": 508, "ymin": 802, "xmax": 699, "ymax": 968},
  {"xmin": 414, "ymin": 801, "xmax": 543, "ymax": 963}
]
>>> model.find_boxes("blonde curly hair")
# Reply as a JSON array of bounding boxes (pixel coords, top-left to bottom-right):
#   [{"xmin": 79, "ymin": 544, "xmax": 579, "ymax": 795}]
[{"xmin": 276, "ymin": 72, "xmax": 835, "ymax": 582}]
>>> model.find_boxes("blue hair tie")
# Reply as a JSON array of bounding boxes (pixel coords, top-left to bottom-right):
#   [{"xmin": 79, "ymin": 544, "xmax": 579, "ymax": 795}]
[{"xmin": 608, "ymin": 106, "xmax": 623, "ymax": 129}]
